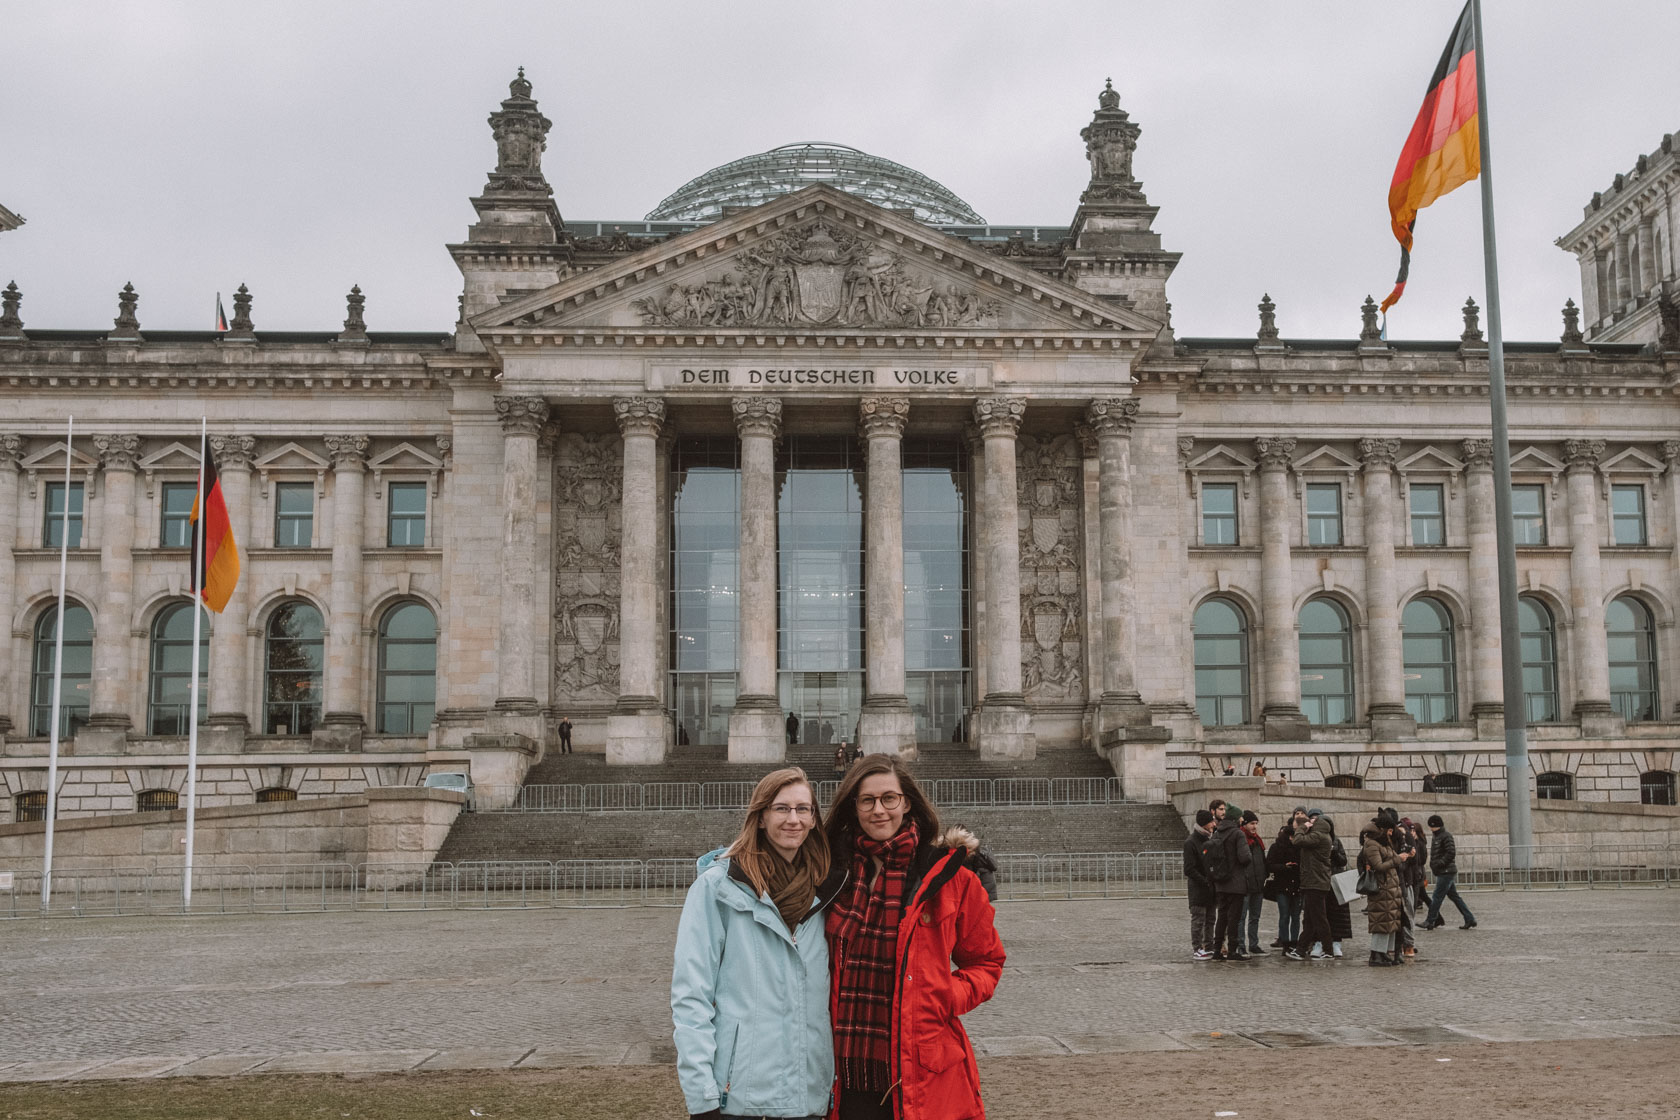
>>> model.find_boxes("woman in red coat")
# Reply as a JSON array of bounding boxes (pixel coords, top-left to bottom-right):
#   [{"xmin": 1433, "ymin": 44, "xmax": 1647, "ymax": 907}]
[{"xmin": 824, "ymin": 754, "xmax": 1005, "ymax": 1120}]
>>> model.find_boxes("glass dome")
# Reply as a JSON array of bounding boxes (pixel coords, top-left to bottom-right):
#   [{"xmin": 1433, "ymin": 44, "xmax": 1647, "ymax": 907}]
[{"xmin": 645, "ymin": 141, "xmax": 985, "ymax": 226}]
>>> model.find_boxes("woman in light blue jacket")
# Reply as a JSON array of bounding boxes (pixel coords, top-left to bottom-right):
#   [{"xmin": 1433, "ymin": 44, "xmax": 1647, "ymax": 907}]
[{"xmin": 672, "ymin": 766, "xmax": 849, "ymax": 1120}]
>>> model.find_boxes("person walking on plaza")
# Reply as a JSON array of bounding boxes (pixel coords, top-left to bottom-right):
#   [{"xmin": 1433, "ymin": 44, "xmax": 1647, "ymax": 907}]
[
  {"xmin": 1286, "ymin": 808, "xmax": 1334, "ymax": 961},
  {"xmin": 834, "ymin": 742, "xmax": 850, "ymax": 779},
  {"xmin": 1267, "ymin": 809, "xmax": 1304, "ymax": 948},
  {"xmin": 1359, "ymin": 811, "xmax": 1411, "ymax": 967},
  {"xmin": 1239, "ymin": 809, "xmax": 1268, "ymax": 954},
  {"xmin": 785, "ymin": 711, "xmax": 800, "ymax": 746},
  {"xmin": 1422, "ymin": 814, "xmax": 1477, "ymax": 930},
  {"xmin": 1208, "ymin": 800, "xmax": 1251, "ymax": 961},
  {"xmin": 1184, "ymin": 808, "xmax": 1217, "ymax": 960},
  {"xmin": 672, "ymin": 767, "xmax": 846, "ymax": 1120},
  {"xmin": 824, "ymin": 754, "xmax": 1005, "ymax": 1120},
  {"xmin": 557, "ymin": 715, "xmax": 573, "ymax": 754}
]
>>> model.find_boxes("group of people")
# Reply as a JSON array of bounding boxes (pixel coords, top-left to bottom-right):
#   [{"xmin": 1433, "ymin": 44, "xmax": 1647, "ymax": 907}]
[
  {"xmin": 671, "ymin": 755, "xmax": 1005, "ymax": 1120},
  {"xmin": 1185, "ymin": 799, "xmax": 1478, "ymax": 967}
]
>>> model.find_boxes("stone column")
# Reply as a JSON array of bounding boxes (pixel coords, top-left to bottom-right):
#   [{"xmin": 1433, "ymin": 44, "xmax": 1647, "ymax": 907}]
[
  {"xmin": 607, "ymin": 396, "xmax": 672, "ymax": 764},
  {"xmin": 205, "ymin": 436, "xmax": 255, "ymax": 750},
  {"xmin": 1615, "ymin": 232, "xmax": 1633, "ymax": 307},
  {"xmin": 727, "ymin": 396, "xmax": 785, "ymax": 762},
  {"xmin": 970, "ymin": 397, "xmax": 1034, "ymax": 759},
  {"xmin": 492, "ymin": 396, "xmax": 548, "ymax": 717},
  {"xmin": 1636, "ymin": 218, "xmax": 1656, "ymax": 297},
  {"xmin": 316, "ymin": 434, "xmax": 368, "ymax": 750},
  {"xmin": 1256, "ymin": 436, "xmax": 1309, "ymax": 740},
  {"xmin": 1665, "ymin": 440, "xmax": 1680, "ymax": 717},
  {"xmin": 1564, "ymin": 438, "xmax": 1615, "ymax": 731},
  {"xmin": 1577, "ymin": 247, "xmax": 1601, "ymax": 328},
  {"xmin": 1462, "ymin": 439, "xmax": 1504, "ymax": 736},
  {"xmin": 87, "ymin": 434, "xmax": 140, "ymax": 741},
  {"xmin": 963, "ymin": 424, "xmax": 987, "ymax": 730},
  {"xmin": 0, "ymin": 436, "xmax": 20, "ymax": 738},
  {"xmin": 857, "ymin": 396, "xmax": 916, "ymax": 757},
  {"xmin": 1359, "ymin": 438, "xmax": 1414, "ymax": 738}
]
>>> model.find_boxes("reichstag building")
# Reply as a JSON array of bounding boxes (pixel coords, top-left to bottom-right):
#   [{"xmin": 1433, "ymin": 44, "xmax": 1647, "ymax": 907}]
[{"xmin": 1, "ymin": 74, "xmax": 1677, "ymax": 819}]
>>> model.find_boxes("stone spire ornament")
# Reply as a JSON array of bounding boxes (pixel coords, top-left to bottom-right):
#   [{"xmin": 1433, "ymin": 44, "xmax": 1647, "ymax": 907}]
[
  {"xmin": 226, "ymin": 283, "xmax": 255, "ymax": 341},
  {"xmin": 109, "ymin": 282, "xmax": 142, "ymax": 341},
  {"xmin": 485, "ymin": 67, "xmax": 553, "ymax": 196},
  {"xmin": 0, "ymin": 281, "xmax": 22, "ymax": 339},
  {"xmin": 1255, "ymin": 293, "xmax": 1282, "ymax": 351},
  {"xmin": 338, "ymin": 284, "xmax": 368, "ymax": 343},
  {"xmin": 1079, "ymin": 78, "xmax": 1145, "ymax": 205},
  {"xmin": 1458, "ymin": 296, "xmax": 1486, "ymax": 354},
  {"xmin": 1559, "ymin": 298, "xmax": 1588, "ymax": 352},
  {"xmin": 1358, "ymin": 295, "xmax": 1390, "ymax": 354}
]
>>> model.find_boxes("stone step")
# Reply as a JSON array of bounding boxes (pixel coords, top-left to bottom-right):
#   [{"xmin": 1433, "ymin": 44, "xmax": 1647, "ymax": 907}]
[{"xmin": 521, "ymin": 747, "xmax": 1115, "ymax": 789}]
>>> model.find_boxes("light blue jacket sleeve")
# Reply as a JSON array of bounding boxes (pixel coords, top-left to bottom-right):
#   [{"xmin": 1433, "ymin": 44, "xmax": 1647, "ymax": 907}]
[{"xmin": 671, "ymin": 873, "xmax": 726, "ymax": 1114}]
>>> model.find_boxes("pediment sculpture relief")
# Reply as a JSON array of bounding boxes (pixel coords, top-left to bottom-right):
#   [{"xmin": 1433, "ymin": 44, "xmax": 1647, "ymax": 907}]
[{"xmin": 630, "ymin": 221, "xmax": 1002, "ymax": 329}]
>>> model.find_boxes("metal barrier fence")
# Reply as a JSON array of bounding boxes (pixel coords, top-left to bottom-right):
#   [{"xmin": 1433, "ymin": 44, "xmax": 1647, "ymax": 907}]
[
  {"xmin": 490, "ymin": 776, "xmax": 1133, "ymax": 813},
  {"xmin": 2, "ymin": 842, "xmax": 1672, "ymax": 918}
]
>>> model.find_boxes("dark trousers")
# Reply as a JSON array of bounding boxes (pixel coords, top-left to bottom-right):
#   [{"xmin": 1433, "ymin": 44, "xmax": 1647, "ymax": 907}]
[
  {"xmin": 1296, "ymin": 888, "xmax": 1333, "ymax": 955},
  {"xmin": 559, "ymin": 734, "xmax": 572, "ymax": 754},
  {"xmin": 1212, "ymin": 893, "xmax": 1245, "ymax": 955},
  {"xmin": 839, "ymin": 1089, "xmax": 896, "ymax": 1120},
  {"xmin": 1189, "ymin": 903, "xmax": 1214, "ymax": 951},
  {"xmin": 1426, "ymin": 872, "xmax": 1475, "ymax": 925}
]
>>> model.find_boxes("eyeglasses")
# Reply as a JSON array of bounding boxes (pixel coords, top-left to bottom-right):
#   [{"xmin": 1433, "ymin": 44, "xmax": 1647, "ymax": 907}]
[
  {"xmin": 855, "ymin": 792, "xmax": 904, "ymax": 812},
  {"xmin": 767, "ymin": 804, "xmax": 815, "ymax": 820}
]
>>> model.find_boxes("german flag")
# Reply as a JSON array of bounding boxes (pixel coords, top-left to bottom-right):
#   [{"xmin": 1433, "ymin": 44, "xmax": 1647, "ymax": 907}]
[
  {"xmin": 1381, "ymin": 1, "xmax": 1479, "ymax": 313},
  {"xmin": 189, "ymin": 447, "xmax": 240, "ymax": 612}
]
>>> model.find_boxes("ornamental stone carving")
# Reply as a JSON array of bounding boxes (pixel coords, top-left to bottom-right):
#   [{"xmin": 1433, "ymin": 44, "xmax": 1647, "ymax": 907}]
[
  {"xmin": 973, "ymin": 396, "xmax": 1026, "ymax": 438},
  {"xmin": 1084, "ymin": 397, "xmax": 1139, "ymax": 436},
  {"xmin": 93, "ymin": 434, "xmax": 141, "ymax": 471},
  {"xmin": 1080, "ymin": 80, "xmax": 1145, "ymax": 204},
  {"xmin": 495, "ymin": 395, "xmax": 551, "ymax": 435},
  {"xmin": 731, "ymin": 396, "xmax": 782, "ymax": 439},
  {"xmin": 613, "ymin": 396, "xmax": 666, "ymax": 437},
  {"xmin": 1461, "ymin": 438, "xmax": 1494, "ymax": 469},
  {"xmin": 1662, "ymin": 439, "xmax": 1680, "ymax": 467},
  {"xmin": 1073, "ymin": 423, "xmax": 1096, "ymax": 458},
  {"xmin": 1254, "ymin": 436, "xmax": 1296, "ymax": 470},
  {"xmin": 1564, "ymin": 438, "xmax": 1606, "ymax": 471},
  {"xmin": 323, "ymin": 434, "xmax": 369, "ymax": 468},
  {"xmin": 1177, "ymin": 436, "xmax": 1196, "ymax": 467},
  {"xmin": 858, "ymin": 396, "xmax": 909, "ymax": 439},
  {"xmin": 1358, "ymin": 437, "xmax": 1401, "ymax": 470},
  {"xmin": 631, "ymin": 220, "xmax": 1001, "ymax": 329},
  {"xmin": 0, "ymin": 434, "xmax": 22, "ymax": 466},
  {"xmin": 1016, "ymin": 433, "xmax": 1085, "ymax": 703},
  {"xmin": 487, "ymin": 68, "xmax": 552, "ymax": 193},
  {"xmin": 209, "ymin": 434, "xmax": 256, "ymax": 468},
  {"xmin": 553, "ymin": 432, "xmax": 624, "ymax": 703}
]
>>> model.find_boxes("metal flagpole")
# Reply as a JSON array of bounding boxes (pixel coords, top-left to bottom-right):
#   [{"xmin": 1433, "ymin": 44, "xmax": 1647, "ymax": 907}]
[
  {"xmin": 183, "ymin": 418, "xmax": 207, "ymax": 909},
  {"xmin": 40, "ymin": 416, "xmax": 73, "ymax": 911},
  {"xmin": 1471, "ymin": 0, "xmax": 1533, "ymax": 868}
]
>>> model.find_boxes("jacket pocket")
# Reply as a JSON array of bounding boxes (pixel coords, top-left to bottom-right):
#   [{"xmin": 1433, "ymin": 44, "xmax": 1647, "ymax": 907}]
[
  {"xmin": 716, "ymin": 1021, "xmax": 741, "ymax": 1097},
  {"xmin": 917, "ymin": 1029, "xmax": 966, "ymax": 1073}
]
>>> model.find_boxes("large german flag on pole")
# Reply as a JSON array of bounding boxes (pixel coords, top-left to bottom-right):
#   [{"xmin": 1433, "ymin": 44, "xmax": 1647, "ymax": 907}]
[
  {"xmin": 1380, "ymin": 1, "xmax": 1479, "ymax": 313},
  {"xmin": 189, "ymin": 446, "xmax": 240, "ymax": 612}
]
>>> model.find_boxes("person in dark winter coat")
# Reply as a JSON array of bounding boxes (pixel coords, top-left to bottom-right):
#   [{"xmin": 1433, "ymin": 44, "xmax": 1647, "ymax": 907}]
[
  {"xmin": 1183, "ymin": 809, "xmax": 1217, "ymax": 960},
  {"xmin": 1267, "ymin": 810, "xmax": 1305, "ymax": 947},
  {"xmin": 1423, "ymin": 814, "xmax": 1477, "ymax": 929},
  {"xmin": 1239, "ymin": 810, "xmax": 1268, "ymax": 954},
  {"xmin": 1360, "ymin": 817, "xmax": 1411, "ymax": 967},
  {"xmin": 1391, "ymin": 817, "xmax": 1419, "ymax": 957},
  {"xmin": 1209, "ymin": 804, "xmax": 1252, "ymax": 960},
  {"xmin": 1287, "ymin": 809, "xmax": 1335, "ymax": 961}
]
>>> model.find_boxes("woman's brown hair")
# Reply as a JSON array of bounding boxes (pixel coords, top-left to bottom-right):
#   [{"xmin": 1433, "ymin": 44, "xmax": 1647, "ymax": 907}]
[
  {"xmin": 725, "ymin": 767, "xmax": 831, "ymax": 897},
  {"xmin": 824, "ymin": 753, "xmax": 940, "ymax": 864}
]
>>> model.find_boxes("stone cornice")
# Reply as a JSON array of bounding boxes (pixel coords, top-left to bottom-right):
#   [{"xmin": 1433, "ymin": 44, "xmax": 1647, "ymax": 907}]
[
  {"xmin": 477, "ymin": 326, "xmax": 1142, "ymax": 354},
  {"xmin": 857, "ymin": 396, "xmax": 909, "ymax": 440},
  {"xmin": 731, "ymin": 395, "xmax": 782, "ymax": 440}
]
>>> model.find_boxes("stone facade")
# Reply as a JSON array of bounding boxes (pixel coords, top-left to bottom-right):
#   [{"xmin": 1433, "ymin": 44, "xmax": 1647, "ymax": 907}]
[{"xmin": 1, "ymin": 77, "xmax": 1678, "ymax": 821}]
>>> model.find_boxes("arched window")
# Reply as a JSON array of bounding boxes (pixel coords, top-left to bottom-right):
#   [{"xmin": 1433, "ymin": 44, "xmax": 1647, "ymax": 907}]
[
  {"xmin": 1402, "ymin": 597, "xmax": 1458, "ymax": 724},
  {"xmin": 1518, "ymin": 596, "xmax": 1559, "ymax": 722},
  {"xmin": 377, "ymin": 602, "xmax": 437, "ymax": 734},
  {"xmin": 1641, "ymin": 770, "xmax": 1677, "ymax": 806},
  {"xmin": 136, "ymin": 789, "xmax": 179, "ymax": 813},
  {"xmin": 1536, "ymin": 771, "xmax": 1573, "ymax": 801},
  {"xmin": 15, "ymin": 790, "xmax": 47, "ymax": 823},
  {"xmin": 1193, "ymin": 597, "xmax": 1250, "ymax": 726},
  {"xmin": 255, "ymin": 787, "xmax": 298, "ymax": 803},
  {"xmin": 147, "ymin": 601, "xmax": 210, "ymax": 735},
  {"xmin": 30, "ymin": 603, "xmax": 93, "ymax": 738},
  {"xmin": 1325, "ymin": 773, "xmax": 1363, "ymax": 789},
  {"xmin": 1299, "ymin": 598, "xmax": 1354, "ymax": 725},
  {"xmin": 264, "ymin": 602, "xmax": 324, "ymax": 736},
  {"xmin": 1607, "ymin": 596, "xmax": 1658, "ymax": 722},
  {"xmin": 1433, "ymin": 772, "xmax": 1470, "ymax": 795}
]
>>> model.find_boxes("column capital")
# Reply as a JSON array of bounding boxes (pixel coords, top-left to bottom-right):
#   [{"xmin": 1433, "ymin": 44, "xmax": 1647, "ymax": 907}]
[
  {"xmin": 1074, "ymin": 423, "xmax": 1097, "ymax": 458},
  {"xmin": 92, "ymin": 433, "xmax": 141, "ymax": 472},
  {"xmin": 209, "ymin": 434, "xmax": 256, "ymax": 469},
  {"xmin": 323, "ymin": 434, "xmax": 369, "ymax": 468},
  {"xmin": 1564, "ymin": 438, "xmax": 1606, "ymax": 472},
  {"xmin": 1253, "ymin": 435, "xmax": 1296, "ymax": 470},
  {"xmin": 1358, "ymin": 437, "xmax": 1401, "ymax": 471},
  {"xmin": 495, "ymin": 394, "xmax": 551, "ymax": 435},
  {"xmin": 1662, "ymin": 439, "xmax": 1680, "ymax": 468},
  {"xmin": 1177, "ymin": 435, "xmax": 1195, "ymax": 468},
  {"xmin": 0, "ymin": 433, "xmax": 22, "ymax": 468},
  {"xmin": 613, "ymin": 395, "xmax": 666, "ymax": 438},
  {"xmin": 972, "ymin": 396, "xmax": 1025, "ymax": 438},
  {"xmin": 1461, "ymin": 438, "xmax": 1494, "ymax": 470},
  {"xmin": 731, "ymin": 395, "xmax": 782, "ymax": 439},
  {"xmin": 1084, "ymin": 396, "xmax": 1139, "ymax": 437},
  {"xmin": 858, "ymin": 396, "xmax": 909, "ymax": 440}
]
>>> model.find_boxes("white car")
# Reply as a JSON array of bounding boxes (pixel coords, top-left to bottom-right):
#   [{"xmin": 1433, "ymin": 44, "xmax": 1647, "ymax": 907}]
[{"xmin": 422, "ymin": 771, "xmax": 475, "ymax": 811}]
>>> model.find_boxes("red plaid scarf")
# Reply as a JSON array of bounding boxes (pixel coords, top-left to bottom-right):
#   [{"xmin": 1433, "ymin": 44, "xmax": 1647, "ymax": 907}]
[{"xmin": 830, "ymin": 821, "xmax": 919, "ymax": 1093}]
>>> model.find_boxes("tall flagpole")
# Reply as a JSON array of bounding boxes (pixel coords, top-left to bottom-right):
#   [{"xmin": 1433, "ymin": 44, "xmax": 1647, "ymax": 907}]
[
  {"xmin": 1471, "ymin": 0, "xmax": 1533, "ymax": 868},
  {"xmin": 40, "ymin": 417, "xmax": 73, "ymax": 911},
  {"xmin": 184, "ymin": 418, "xmax": 208, "ymax": 908}
]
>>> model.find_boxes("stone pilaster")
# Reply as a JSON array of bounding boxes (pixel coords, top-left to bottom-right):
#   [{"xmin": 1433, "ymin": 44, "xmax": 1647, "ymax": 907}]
[
  {"xmin": 607, "ymin": 396, "xmax": 672, "ymax": 763},
  {"xmin": 1256, "ymin": 436, "xmax": 1309, "ymax": 740},
  {"xmin": 204, "ymin": 435, "xmax": 255, "ymax": 752},
  {"xmin": 962, "ymin": 423, "xmax": 987, "ymax": 725},
  {"xmin": 0, "ymin": 435, "xmax": 20, "ymax": 736},
  {"xmin": 970, "ymin": 397, "xmax": 1034, "ymax": 760},
  {"xmin": 86, "ymin": 434, "xmax": 140, "ymax": 744},
  {"xmin": 1564, "ymin": 438, "xmax": 1616, "ymax": 733},
  {"xmin": 1666, "ymin": 440, "xmax": 1680, "ymax": 717},
  {"xmin": 727, "ymin": 396, "xmax": 785, "ymax": 762},
  {"xmin": 315, "ymin": 434, "xmax": 369, "ymax": 751},
  {"xmin": 857, "ymin": 396, "xmax": 916, "ymax": 758},
  {"xmin": 1360, "ymin": 438, "xmax": 1414, "ymax": 739},
  {"xmin": 1461, "ymin": 440, "xmax": 1504, "ymax": 737},
  {"xmin": 493, "ymin": 396, "xmax": 548, "ymax": 722}
]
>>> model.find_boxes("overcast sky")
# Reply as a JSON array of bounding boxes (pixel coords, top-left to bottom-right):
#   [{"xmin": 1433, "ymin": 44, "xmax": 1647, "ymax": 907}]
[{"xmin": 3, "ymin": 1, "xmax": 1676, "ymax": 341}]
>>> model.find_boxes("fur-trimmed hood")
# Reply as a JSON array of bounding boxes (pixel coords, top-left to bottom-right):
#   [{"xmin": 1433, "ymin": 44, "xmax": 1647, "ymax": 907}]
[{"xmin": 937, "ymin": 825, "xmax": 981, "ymax": 853}]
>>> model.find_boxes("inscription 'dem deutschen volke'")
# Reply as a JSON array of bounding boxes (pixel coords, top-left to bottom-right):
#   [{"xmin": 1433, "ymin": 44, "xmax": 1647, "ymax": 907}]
[{"xmin": 648, "ymin": 364, "xmax": 989, "ymax": 392}]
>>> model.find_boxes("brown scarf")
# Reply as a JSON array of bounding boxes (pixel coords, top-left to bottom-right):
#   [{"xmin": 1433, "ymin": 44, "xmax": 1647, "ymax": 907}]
[{"xmin": 764, "ymin": 849, "xmax": 815, "ymax": 933}]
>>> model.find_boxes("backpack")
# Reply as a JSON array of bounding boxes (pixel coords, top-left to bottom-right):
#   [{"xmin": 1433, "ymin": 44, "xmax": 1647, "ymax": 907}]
[{"xmin": 1200, "ymin": 829, "xmax": 1233, "ymax": 883}]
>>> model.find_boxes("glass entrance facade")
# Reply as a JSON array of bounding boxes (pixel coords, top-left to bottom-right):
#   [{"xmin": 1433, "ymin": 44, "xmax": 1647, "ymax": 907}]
[
  {"xmin": 902, "ymin": 440, "xmax": 969, "ymax": 743},
  {"xmin": 669, "ymin": 437, "xmax": 740, "ymax": 746}
]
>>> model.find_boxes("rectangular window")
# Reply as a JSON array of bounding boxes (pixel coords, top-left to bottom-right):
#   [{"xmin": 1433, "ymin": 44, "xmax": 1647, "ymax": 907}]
[
  {"xmin": 1305, "ymin": 483, "xmax": 1342, "ymax": 546},
  {"xmin": 1201, "ymin": 483, "xmax": 1238, "ymax": 545},
  {"xmin": 43, "ymin": 481, "xmax": 84, "ymax": 548},
  {"xmin": 160, "ymin": 482, "xmax": 196, "ymax": 547},
  {"xmin": 387, "ymin": 482, "xmax": 427, "ymax": 547},
  {"xmin": 274, "ymin": 482, "xmax": 314, "ymax": 547},
  {"xmin": 1511, "ymin": 484, "xmax": 1547, "ymax": 545},
  {"xmin": 1409, "ymin": 483, "xmax": 1445, "ymax": 546},
  {"xmin": 1611, "ymin": 484, "xmax": 1647, "ymax": 546}
]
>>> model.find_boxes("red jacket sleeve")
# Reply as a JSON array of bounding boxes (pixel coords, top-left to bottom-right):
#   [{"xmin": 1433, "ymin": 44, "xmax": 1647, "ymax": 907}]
[{"xmin": 946, "ymin": 867, "xmax": 1006, "ymax": 1017}]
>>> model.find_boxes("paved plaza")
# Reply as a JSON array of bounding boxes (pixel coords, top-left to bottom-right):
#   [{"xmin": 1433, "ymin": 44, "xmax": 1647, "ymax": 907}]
[{"xmin": 1, "ymin": 888, "xmax": 1676, "ymax": 1082}]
